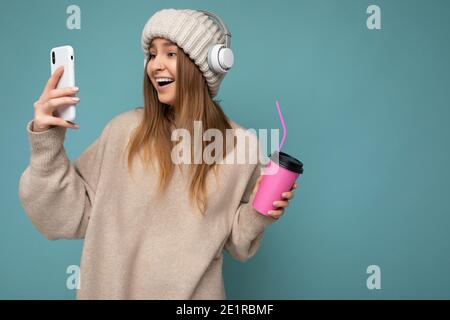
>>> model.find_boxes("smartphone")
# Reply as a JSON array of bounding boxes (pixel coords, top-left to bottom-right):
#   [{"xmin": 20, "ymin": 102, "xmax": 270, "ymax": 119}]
[{"xmin": 50, "ymin": 45, "xmax": 76, "ymax": 122}]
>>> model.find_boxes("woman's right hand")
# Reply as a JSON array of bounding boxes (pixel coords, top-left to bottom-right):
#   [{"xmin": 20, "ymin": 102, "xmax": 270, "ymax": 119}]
[{"xmin": 32, "ymin": 66, "xmax": 80, "ymax": 132}]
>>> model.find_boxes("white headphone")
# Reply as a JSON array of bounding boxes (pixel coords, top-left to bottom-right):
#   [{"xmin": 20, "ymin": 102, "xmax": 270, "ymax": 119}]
[{"xmin": 197, "ymin": 10, "xmax": 234, "ymax": 74}]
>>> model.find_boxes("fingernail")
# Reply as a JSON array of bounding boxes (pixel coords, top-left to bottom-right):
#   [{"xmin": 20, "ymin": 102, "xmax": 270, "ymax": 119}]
[
  {"xmin": 73, "ymin": 87, "xmax": 79, "ymax": 91},
  {"xmin": 67, "ymin": 121, "xmax": 79, "ymax": 128},
  {"xmin": 73, "ymin": 97, "xmax": 80, "ymax": 101}
]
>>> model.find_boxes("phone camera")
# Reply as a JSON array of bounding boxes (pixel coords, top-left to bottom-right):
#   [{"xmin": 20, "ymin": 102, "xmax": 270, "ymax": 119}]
[
  {"xmin": 52, "ymin": 51, "xmax": 55, "ymax": 64},
  {"xmin": 71, "ymin": 55, "xmax": 73, "ymax": 60}
]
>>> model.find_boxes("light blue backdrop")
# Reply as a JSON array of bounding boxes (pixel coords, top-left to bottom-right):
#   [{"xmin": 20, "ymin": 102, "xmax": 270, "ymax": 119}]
[{"xmin": 1, "ymin": 0, "xmax": 450, "ymax": 299}]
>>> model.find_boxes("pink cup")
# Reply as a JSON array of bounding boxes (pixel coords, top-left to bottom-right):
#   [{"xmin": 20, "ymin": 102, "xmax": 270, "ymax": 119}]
[{"xmin": 252, "ymin": 151, "xmax": 304, "ymax": 215}]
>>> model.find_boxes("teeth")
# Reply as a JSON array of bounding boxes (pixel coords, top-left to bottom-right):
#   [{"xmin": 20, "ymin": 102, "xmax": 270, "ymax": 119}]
[{"xmin": 156, "ymin": 78, "xmax": 174, "ymax": 83}]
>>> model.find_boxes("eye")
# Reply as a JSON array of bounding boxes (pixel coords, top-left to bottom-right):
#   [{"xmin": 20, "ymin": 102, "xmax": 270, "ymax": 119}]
[{"xmin": 148, "ymin": 52, "xmax": 176, "ymax": 60}]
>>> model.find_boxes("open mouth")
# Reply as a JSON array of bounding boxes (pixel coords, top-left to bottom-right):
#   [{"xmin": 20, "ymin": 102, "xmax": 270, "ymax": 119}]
[{"xmin": 156, "ymin": 79, "xmax": 175, "ymax": 88}]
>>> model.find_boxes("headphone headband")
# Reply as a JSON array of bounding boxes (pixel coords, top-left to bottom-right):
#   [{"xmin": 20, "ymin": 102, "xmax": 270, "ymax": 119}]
[{"xmin": 197, "ymin": 10, "xmax": 232, "ymax": 49}]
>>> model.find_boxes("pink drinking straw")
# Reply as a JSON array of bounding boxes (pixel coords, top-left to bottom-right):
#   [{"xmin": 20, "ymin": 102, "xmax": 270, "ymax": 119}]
[{"xmin": 275, "ymin": 100, "xmax": 286, "ymax": 152}]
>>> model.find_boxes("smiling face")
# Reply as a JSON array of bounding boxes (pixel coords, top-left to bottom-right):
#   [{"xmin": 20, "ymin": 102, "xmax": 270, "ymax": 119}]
[{"xmin": 146, "ymin": 38, "xmax": 178, "ymax": 106}]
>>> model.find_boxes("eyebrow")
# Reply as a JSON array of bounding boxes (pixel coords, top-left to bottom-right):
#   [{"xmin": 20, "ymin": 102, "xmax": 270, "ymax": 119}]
[{"xmin": 149, "ymin": 41, "xmax": 177, "ymax": 49}]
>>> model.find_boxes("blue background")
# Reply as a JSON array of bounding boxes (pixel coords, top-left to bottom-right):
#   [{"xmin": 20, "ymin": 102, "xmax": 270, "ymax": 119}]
[{"xmin": 1, "ymin": 0, "xmax": 450, "ymax": 299}]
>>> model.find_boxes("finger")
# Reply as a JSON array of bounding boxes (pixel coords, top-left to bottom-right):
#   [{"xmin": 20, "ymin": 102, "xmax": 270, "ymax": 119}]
[
  {"xmin": 46, "ymin": 86, "xmax": 79, "ymax": 100},
  {"xmin": 268, "ymin": 209, "xmax": 283, "ymax": 219},
  {"xmin": 282, "ymin": 191, "xmax": 294, "ymax": 200},
  {"xmin": 51, "ymin": 117, "xmax": 80, "ymax": 129},
  {"xmin": 273, "ymin": 200, "xmax": 289, "ymax": 209},
  {"xmin": 42, "ymin": 66, "xmax": 64, "ymax": 95},
  {"xmin": 290, "ymin": 183, "xmax": 298, "ymax": 191},
  {"xmin": 43, "ymin": 96, "xmax": 80, "ymax": 113},
  {"xmin": 64, "ymin": 120, "xmax": 80, "ymax": 129},
  {"xmin": 37, "ymin": 115, "xmax": 79, "ymax": 129}
]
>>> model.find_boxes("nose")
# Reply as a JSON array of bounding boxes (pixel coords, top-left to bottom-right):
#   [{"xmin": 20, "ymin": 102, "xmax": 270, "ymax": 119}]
[{"xmin": 150, "ymin": 54, "xmax": 165, "ymax": 73}]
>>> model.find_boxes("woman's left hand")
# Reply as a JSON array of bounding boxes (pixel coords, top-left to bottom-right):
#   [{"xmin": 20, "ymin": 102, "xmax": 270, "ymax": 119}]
[{"xmin": 251, "ymin": 176, "xmax": 298, "ymax": 220}]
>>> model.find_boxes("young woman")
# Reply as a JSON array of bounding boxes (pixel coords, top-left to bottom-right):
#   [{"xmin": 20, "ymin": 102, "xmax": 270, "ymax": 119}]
[{"xmin": 19, "ymin": 9, "xmax": 297, "ymax": 299}]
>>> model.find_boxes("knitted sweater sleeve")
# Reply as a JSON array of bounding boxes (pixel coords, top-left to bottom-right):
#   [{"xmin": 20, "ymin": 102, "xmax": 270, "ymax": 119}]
[
  {"xmin": 18, "ymin": 120, "xmax": 112, "ymax": 240},
  {"xmin": 225, "ymin": 162, "xmax": 277, "ymax": 262}
]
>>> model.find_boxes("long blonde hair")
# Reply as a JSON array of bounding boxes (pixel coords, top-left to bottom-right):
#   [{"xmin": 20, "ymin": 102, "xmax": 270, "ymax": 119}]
[{"xmin": 126, "ymin": 44, "xmax": 235, "ymax": 215}]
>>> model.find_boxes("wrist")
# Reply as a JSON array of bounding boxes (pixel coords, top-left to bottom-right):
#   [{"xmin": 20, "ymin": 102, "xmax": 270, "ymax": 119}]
[{"xmin": 32, "ymin": 120, "xmax": 50, "ymax": 132}]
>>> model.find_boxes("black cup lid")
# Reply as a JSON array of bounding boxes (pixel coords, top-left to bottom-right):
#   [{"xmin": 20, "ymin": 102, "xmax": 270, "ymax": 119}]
[{"xmin": 270, "ymin": 151, "xmax": 304, "ymax": 174}]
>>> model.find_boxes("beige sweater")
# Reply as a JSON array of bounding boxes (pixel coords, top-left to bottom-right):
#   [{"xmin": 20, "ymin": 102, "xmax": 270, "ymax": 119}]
[{"xmin": 18, "ymin": 108, "xmax": 276, "ymax": 299}]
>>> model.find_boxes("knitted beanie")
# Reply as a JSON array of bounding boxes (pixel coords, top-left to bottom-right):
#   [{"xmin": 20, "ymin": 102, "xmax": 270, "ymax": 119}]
[{"xmin": 141, "ymin": 8, "xmax": 227, "ymax": 98}]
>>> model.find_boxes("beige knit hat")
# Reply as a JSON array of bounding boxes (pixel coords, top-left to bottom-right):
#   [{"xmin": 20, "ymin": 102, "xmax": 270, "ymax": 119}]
[{"xmin": 141, "ymin": 9, "xmax": 227, "ymax": 98}]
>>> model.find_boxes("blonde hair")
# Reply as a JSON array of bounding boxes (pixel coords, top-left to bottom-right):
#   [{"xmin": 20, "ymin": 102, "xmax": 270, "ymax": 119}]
[{"xmin": 126, "ymin": 42, "xmax": 235, "ymax": 215}]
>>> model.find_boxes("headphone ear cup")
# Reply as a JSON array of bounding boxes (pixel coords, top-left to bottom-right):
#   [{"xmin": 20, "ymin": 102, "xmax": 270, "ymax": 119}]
[
  {"xmin": 208, "ymin": 44, "xmax": 234, "ymax": 74},
  {"xmin": 219, "ymin": 47, "xmax": 234, "ymax": 71}
]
